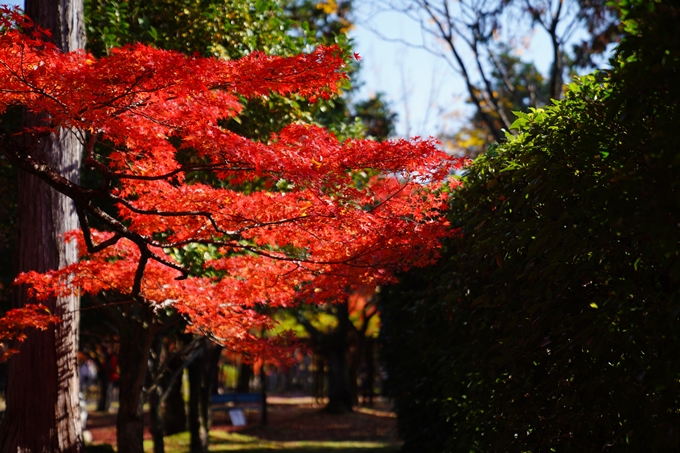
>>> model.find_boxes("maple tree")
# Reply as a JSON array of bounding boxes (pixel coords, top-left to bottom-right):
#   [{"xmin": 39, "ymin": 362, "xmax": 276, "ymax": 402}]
[{"xmin": 0, "ymin": 6, "xmax": 461, "ymax": 451}]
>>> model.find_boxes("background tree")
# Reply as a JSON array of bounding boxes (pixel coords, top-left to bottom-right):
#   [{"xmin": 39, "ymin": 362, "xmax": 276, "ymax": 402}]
[
  {"xmin": 293, "ymin": 288, "xmax": 380, "ymax": 414},
  {"xmin": 381, "ymin": 1, "xmax": 680, "ymax": 450},
  {"xmin": 368, "ymin": 0, "xmax": 620, "ymax": 150},
  {"xmin": 442, "ymin": 49, "xmax": 549, "ymax": 156}
]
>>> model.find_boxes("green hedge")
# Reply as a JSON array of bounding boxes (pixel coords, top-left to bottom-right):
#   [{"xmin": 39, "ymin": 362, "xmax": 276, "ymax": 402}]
[{"xmin": 381, "ymin": 2, "xmax": 680, "ymax": 451}]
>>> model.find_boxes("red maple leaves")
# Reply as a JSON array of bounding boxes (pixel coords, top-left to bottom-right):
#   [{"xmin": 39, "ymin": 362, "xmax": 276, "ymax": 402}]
[
  {"xmin": 0, "ymin": 7, "xmax": 465, "ymax": 356},
  {"xmin": 0, "ymin": 304, "xmax": 61, "ymax": 362}
]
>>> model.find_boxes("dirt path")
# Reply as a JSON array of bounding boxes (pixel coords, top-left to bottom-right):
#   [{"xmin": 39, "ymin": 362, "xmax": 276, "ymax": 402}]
[{"xmin": 87, "ymin": 397, "xmax": 401, "ymax": 451}]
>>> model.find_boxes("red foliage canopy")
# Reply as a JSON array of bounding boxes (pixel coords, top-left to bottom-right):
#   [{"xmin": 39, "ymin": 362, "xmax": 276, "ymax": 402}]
[{"xmin": 0, "ymin": 6, "xmax": 464, "ymax": 357}]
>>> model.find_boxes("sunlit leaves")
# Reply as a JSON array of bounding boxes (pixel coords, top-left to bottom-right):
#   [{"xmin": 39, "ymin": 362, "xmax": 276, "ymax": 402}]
[
  {"xmin": 0, "ymin": 304, "xmax": 61, "ymax": 362},
  {"xmin": 0, "ymin": 8, "xmax": 463, "ymax": 354}
]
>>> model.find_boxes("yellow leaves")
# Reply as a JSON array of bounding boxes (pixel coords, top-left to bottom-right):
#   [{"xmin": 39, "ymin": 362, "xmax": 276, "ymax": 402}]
[{"xmin": 316, "ymin": 0, "xmax": 338, "ymax": 15}]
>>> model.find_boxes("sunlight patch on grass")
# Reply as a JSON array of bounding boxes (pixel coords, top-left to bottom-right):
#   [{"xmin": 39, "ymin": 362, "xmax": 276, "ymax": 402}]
[{"xmin": 144, "ymin": 430, "xmax": 400, "ymax": 453}]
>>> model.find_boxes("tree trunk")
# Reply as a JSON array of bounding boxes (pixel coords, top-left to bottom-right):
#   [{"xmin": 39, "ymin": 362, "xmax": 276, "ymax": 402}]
[
  {"xmin": 163, "ymin": 357, "xmax": 188, "ymax": 435},
  {"xmin": 298, "ymin": 302, "xmax": 353, "ymax": 413},
  {"xmin": 116, "ymin": 308, "xmax": 156, "ymax": 453},
  {"xmin": 188, "ymin": 339, "xmax": 222, "ymax": 453},
  {"xmin": 259, "ymin": 361, "xmax": 267, "ymax": 427},
  {"xmin": 148, "ymin": 335, "xmax": 165, "ymax": 453},
  {"xmin": 349, "ymin": 335, "xmax": 361, "ymax": 406},
  {"xmin": 323, "ymin": 303, "xmax": 352, "ymax": 414},
  {"xmin": 188, "ymin": 346, "xmax": 209, "ymax": 453},
  {"xmin": 313, "ymin": 355, "xmax": 325, "ymax": 404},
  {"xmin": 0, "ymin": 2, "xmax": 85, "ymax": 451},
  {"xmin": 96, "ymin": 353, "xmax": 110, "ymax": 412},
  {"xmin": 236, "ymin": 362, "xmax": 253, "ymax": 393},
  {"xmin": 324, "ymin": 340, "xmax": 353, "ymax": 414},
  {"xmin": 362, "ymin": 337, "xmax": 375, "ymax": 406}
]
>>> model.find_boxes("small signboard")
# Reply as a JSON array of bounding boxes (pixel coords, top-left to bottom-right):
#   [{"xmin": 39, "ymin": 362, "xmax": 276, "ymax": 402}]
[{"xmin": 228, "ymin": 408, "xmax": 247, "ymax": 426}]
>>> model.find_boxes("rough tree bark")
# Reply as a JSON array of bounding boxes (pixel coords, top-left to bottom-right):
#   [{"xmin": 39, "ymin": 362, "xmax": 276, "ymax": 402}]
[{"xmin": 0, "ymin": 0, "xmax": 85, "ymax": 451}]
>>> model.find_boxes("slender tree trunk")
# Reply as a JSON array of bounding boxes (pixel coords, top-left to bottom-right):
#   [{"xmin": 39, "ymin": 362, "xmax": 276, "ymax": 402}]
[
  {"xmin": 96, "ymin": 353, "xmax": 110, "ymax": 412},
  {"xmin": 324, "ymin": 340, "xmax": 352, "ymax": 414},
  {"xmin": 188, "ymin": 339, "xmax": 222, "ymax": 453},
  {"xmin": 298, "ymin": 302, "xmax": 353, "ymax": 413},
  {"xmin": 148, "ymin": 335, "xmax": 165, "ymax": 453},
  {"xmin": 349, "ymin": 335, "xmax": 361, "ymax": 406},
  {"xmin": 323, "ymin": 303, "xmax": 352, "ymax": 414},
  {"xmin": 163, "ymin": 357, "xmax": 188, "ymax": 435},
  {"xmin": 363, "ymin": 337, "xmax": 375, "ymax": 406},
  {"xmin": 259, "ymin": 326, "xmax": 267, "ymax": 426},
  {"xmin": 188, "ymin": 345, "xmax": 209, "ymax": 453},
  {"xmin": 236, "ymin": 362, "xmax": 253, "ymax": 393},
  {"xmin": 260, "ymin": 366, "xmax": 267, "ymax": 427},
  {"xmin": 0, "ymin": 2, "xmax": 85, "ymax": 451},
  {"xmin": 549, "ymin": 34, "xmax": 563, "ymax": 100},
  {"xmin": 116, "ymin": 309, "xmax": 156, "ymax": 453}
]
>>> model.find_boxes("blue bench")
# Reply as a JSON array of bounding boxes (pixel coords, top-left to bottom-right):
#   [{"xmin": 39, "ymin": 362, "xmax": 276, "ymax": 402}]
[{"xmin": 210, "ymin": 392, "xmax": 262, "ymax": 412}]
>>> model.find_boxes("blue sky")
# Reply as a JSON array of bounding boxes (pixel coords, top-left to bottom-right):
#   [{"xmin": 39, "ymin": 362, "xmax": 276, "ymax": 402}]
[{"xmin": 348, "ymin": 2, "xmax": 599, "ymax": 140}]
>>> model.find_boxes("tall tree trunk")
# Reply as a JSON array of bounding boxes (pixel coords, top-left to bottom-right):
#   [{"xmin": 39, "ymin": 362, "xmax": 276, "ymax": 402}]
[
  {"xmin": 148, "ymin": 335, "xmax": 165, "ymax": 453},
  {"xmin": 298, "ymin": 301, "xmax": 353, "ymax": 414},
  {"xmin": 96, "ymin": 352, "xmax": 110, "ymax": 412},
  {"xmin": 236, "ymin": 363, "xmax": 253, "ymax": 393},
  {"xmin": 188, "ymin": 339, "xmax": 222, "ymax": 453},
  {"xmin": 313, "ymin": 355, "xmax": 325, "ymax": 404},
  {"xmin": 0, "ymin": 1, "xmax": 85, "ymax": 451},
  {"xmin": 349, "ymin": 335, "xmax": 361, "ymax": 406},
  {"xmin": 116, "ymin": 306, "xmax": 156, "ymax": 453},
  {"xmin": 324, "ymin": 339, "xmax": 352, "ymax": 414},
  {"xmin": 322, "ymin": 303, "xmax": 352, "ymax": 414},
  {"xmin": 163, "ymin": 357, "xmax": 188, "ymax": 435},
  {"xmin": 260, "ymin": 364, "xmax": 267, "ymax": 427},
  {"xmin": 362, "ymin": 337, "xmax": 375, "ymax": 407},
  {"xmin": 188, "ymin": 344, "xmax": 209, "ymax": 453}
]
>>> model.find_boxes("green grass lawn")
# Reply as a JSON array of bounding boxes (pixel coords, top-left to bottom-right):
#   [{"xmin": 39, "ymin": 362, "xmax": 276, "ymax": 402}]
[{"xmin": 142, "ymin": 431, "xmax": 401, "ymax": 453}]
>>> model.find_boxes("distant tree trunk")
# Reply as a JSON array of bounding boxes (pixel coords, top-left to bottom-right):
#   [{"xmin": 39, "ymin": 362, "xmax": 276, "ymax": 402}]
[
  {"xmin": 0, "ymin": 1, "xmax": 85, "ymax": 451},
  {"xmin": 116, "ymin": 305, "xmax": 156, "ymax": 453},
  {"xmin": 188, "ymin": 345, "xmax": 209, "ymax": 453},
  {"xmin": 349, "ymin": 334, "xmax": 361, "ymax": 406},
  {"xmin": 326, "ymin": 302, "xmax": 353, "ymax": 414},
  {"xmin": 163, "ymin": 357, "xmax": 188, "ymax": 435},
  {"xmin": 148, "ymin": 335, "xmax": 165, "ymax": 453},
  {"xmin": 96, "ymin": 353, "xmax": 110, "ymax": 412},
  {"xmin": 237, "ymin": 362, "xmax": 253, "ymax": 392},
  {"xmin": 362, "ymin": 337, "xmax": 375, "ymax": 406},
  {"xmin": 313, "ymin": 355, "xmax": 325, "ymax": 404},
  {"xmin": 324, "ymin": 335, "xmax": 352, "ymax": 414},
  {"xmin": 260, "ymin": 364, "xmax": 267, "ymax": 426},
  {"xmin": 188, "ymin": 339, "xmax": 221, "ymax": 453},
  {"xmin": 299, "ymin": 301, "xmax": 353, "ymax": 414}
]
